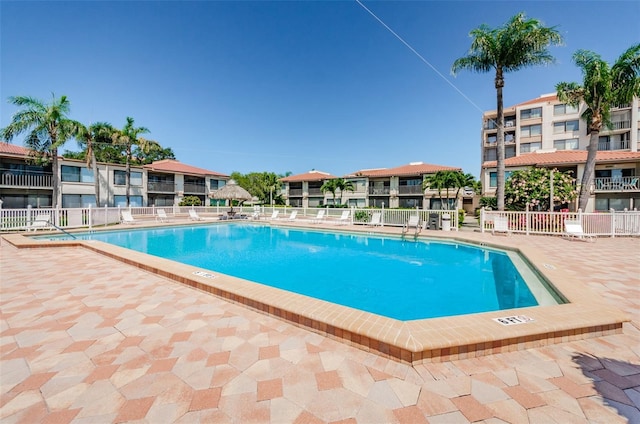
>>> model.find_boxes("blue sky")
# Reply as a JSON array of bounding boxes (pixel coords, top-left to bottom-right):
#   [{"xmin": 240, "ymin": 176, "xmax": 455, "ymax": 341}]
[{"xmin": 2, "ymin": 1, "xmax": 639, "ymax": 178}]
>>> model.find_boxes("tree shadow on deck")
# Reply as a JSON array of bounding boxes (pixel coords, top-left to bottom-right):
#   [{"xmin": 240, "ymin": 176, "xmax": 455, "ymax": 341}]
[{"xmin": 572, "ymin": 353, "xmax": 640, "ymax": 423}]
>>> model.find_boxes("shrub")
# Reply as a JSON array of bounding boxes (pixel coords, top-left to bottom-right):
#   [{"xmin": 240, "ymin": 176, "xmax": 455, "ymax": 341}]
[{"xmin": 179, "ymin": 196, "xmax": 201, "ymax": 206}]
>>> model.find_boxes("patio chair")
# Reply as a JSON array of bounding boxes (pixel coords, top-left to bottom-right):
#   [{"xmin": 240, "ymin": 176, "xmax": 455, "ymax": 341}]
[
  {"xmin": 333, "ymin": 210, "xmax": 350, "ymax": 225},
  {"xmin": 121, "ymin": 210, "xmax": 137, "ymax": 225},
  {"xmin": 251, "ymin": 206, "xmax": 262, "ymax": 220},
  {"xmin": 402, "ymin": 215, "xmax": 421, "ymax": 236},
  {"xmin": 189, "ymin": 209, "xmax": 202, "ymax": 221},
  {"xmin": 491, "ymin": 216, "xmax": 510, "ymax": 236},
  {"xmin": 368, "ymin": 212, "xmax": 382, "ymax": 227},
  {"xmin": 156, "ymin": 209, "xmax": 170, "ymax": 222},
  {"xmin": 27, "ymin": 213, "xmax": 52, "ymax": 231},
  {"xmin": 623, "ymin": 177, "xmax": 639, "ymax": 191},
  {"xmin": 268, "ymin": 210, "xmax": 279, "ymax": 220},
  {"xmin": 563, "ymin": 219, "xmax": 595, "ymax": 242},
  {"xmin": 312, "ymin": 210, "xmax": 325, "ymax": 223},
  {"xmin": 286, "ymin": 210, "xmax": 298, "ymax": 221}
]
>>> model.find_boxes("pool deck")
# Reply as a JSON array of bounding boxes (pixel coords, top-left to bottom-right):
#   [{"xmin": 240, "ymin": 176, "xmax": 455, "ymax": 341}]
[{"xmin": 1, "ymin": 219, "xmax": 639, "ymax": 422}]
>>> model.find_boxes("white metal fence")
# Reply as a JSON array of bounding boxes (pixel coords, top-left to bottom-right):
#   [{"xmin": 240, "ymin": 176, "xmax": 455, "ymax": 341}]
[
  {"xmin": 481, "ymin": 208, "xmax": 640, "ymax": 237},
  {"xmin": 0, "ymin": 205, "xmax": 460, "ymax": 233}
]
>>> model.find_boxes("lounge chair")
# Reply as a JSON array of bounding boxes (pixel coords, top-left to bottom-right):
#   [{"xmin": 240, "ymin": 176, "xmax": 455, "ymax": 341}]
[
  {"xmin": 312, "ymin": 210, "xmax": 325, "ymax": 223},
  {"xmin": 189, "ymin": 209, "xmax": 202, "ymax": 221},
  {"xmin": 563, "ymin": 219, "xmax": 595, "ymax": 242},
  {"xmin": 403, "ymin": 215, "xmax": 421, "ymax": 236},
  {"xmin": 286, "ymin": 210, "xmax": 298, "ymax": 221},
  {"xmin": 251, "ymin": 206, "xmax": 262, "ymax": 220},
  {"xmin": 492, "ymin": 216, "xmax": 510, "ymax": 236},
  {"xmin": 368, "ymin": 212, "xmax": 382, "ymax": 227},
  {"xmin": 333, "ymin": 210, "xmax": 350, "ymax": 225},
  {"xmin": 268, "ymin": 210, "xmax": 279, "ymax": 220},
  {"xmin": 156, "ymin": 209, "xmax": 170, "ymax": 222},
  {"xmin": 121, "ymin": 210, "xmax": 137, "ymax": 225},
  {"xmin": 27, "ymin": 213, "xmax": 52, "ymax": 231}
]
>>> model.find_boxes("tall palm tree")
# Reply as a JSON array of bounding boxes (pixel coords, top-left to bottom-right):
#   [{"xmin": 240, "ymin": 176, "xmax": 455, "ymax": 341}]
[
  {"xmin": 556, "ymin": 44, "xmax": 640, "ymax": 211},
  {"xmin": 320, "ymin": 179, "xmax": 339, "ymax": 205},
  {"xmin": 111, "ymin": 117, "xmax": 157, "ymax": 207},
  {"xmin": 1, "ymin": 94, "xmax": 79, "ymax": 208},
  {"xmin": 452, "ymin": 13, "xmax": 562, "ymax": 211},
  {"xmin": 423, "ymin": 171, "xmax": 453, "ymax": 209},
  {"xmin": 452, "ymin": 172, "xmax": 478, "ymax": 203},
  {"xmin": 335, "ymin": 178, "xmax": 355, "ymax": 205},
  {"xmin": 73, "ymin": 122, "xmax": 114, "ymax": 207}
]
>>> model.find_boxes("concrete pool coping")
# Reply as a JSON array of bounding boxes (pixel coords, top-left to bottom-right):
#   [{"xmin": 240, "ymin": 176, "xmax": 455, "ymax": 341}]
[{"xmin": 2, "ymin": 222, "xmax": 629, "ymax": 364}]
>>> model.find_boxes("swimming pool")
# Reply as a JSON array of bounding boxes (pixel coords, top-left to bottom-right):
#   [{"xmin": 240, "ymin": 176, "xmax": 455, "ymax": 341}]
[{"xmin": 46, "ymin": 223, "xmax": 562, "ymax": 320}]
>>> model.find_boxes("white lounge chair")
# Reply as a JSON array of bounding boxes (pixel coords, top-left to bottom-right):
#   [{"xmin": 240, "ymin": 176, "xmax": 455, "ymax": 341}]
[
  {"xmin": 333, "ymin": 210, "xmax": 350, "ymax": 225},
  {"xmin": 564, "ymin": 219, "xmax": 595, "ymax": 242},
  {"xmin": 121, "ymin": 210, "xmax": 137, "ymax": 225},
  {"xmin": 368, "ymin": 212, "xmax": 382, "ymax": 227},
  {"xmin": 27, "ymin": 213, "xmax": 51, "ymax": 231},
  {"xmin": 251, "ymin": 206, "xmax": 262, "ymax": 220},
  {"xmin": 189, "ymin": 209, "xmax": 202, "ymax": 221},
  {"xmin": 492, "ymin": 216, "xmax": 510, "ymax": 236},
  {"xmin": 156, "ymin": 209, "xmax": 170, "ymax": 222},
  {"xmin": 268, "ymin": 210, "xmax": 279, "ymax": 220},
  {"xmin": 312, "ymin": 210, "xmax": 325, "ymax": 223},
  {"xmin": 286, "ymin": 210, "xmax": 298, "ymax": 221},
  {"xmin": 403, "ymin": 215, "xmax": 421, "ymax": 235}
]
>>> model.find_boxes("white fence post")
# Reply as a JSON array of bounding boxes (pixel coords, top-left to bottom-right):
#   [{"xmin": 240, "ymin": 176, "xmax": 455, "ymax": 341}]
[
  {"xmin": 525, "ymin": 204, "xmax": 530, "ymax": 236},
  {"xmin": 610, "ymin": 208, "xmax": 616, "ymax": 238},
  {"xmin": 480, "ymin": 207, "xmax": 485, "ymax": 233},
  {"xmin": 88, "ymin": 204, "xmax": 92, "ymax": 230}
]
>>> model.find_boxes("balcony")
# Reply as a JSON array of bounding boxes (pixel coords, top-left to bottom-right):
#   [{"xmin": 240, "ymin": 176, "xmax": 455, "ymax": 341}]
[
  {"xmin": 369, "ymin": 187, "xmax": 390, "ymax": 195},
  {"xmin": 308, "ymin": 188, "xmax": 323, "ymax": 196},
  {"xmin": 1, "ymin": 172, "xmax": 53, "ymax": 188},
  {"xmin": 398, "ymin": 185, "xmax": 424, "ymax": 195},
  {"xmin": 288, "ymin": 189, "xmax": 303, "ymax": 196},
  {"xmin": 184, "ymin": 183, "xmax": 206, "ymax": 194},
  {"xmin": 594, "ymin": 176, "xmax": 639, "ymax": 192},
  {"xmin": 147, "ymin": 181, "xmax": 175, "ymax": 193},
  {"xmin": 609, "ymin": 120, "xmax": 631, "ymax": 131},
  {"xmin": 598, "ymin": 140, "xmax": 630, "ymax": 151}
]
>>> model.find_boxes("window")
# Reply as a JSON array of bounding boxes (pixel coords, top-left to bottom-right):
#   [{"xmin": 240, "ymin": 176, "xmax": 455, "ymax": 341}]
[
  {"xmin": 554, "ymin": 104, "xmax": 578, "ymax": 115},
  {"xmin": 554, "ymin": 138, "xmax": 579, "ymax": 150},
  {"xmin": 484, "ymin": 148, "xmax": 497, "ymax": 162},
  {"xmin": 553, "ymin": 120, "xmax": 579, "ymax": 133},
  {"xmin": 62, "ymin": 194, "xmax": 96, "ymax": 208},
  {"xmin": 595, "ymin": 197, "xmax": 630, "ymax": 211},
  {"xmin": 487, "ymin": 134, "xmax": 497, "ymax": 144},
  {"xmin": 114, "ymin": 195, "xmax": 143, "ymax": 207},
  {"xmin": 113, "ymin": 170, "xmax": 142, "ymax": 186},
  {"xmin": 521, "ymin": 142, "xmax": 541, "ymax": 153},
  {"xmin": 210, "ymin": 179, "xmax": 225, "ymax": 190},
  {"xmin": 61, "ymin": 165, "xmax": 93, "ymax": 183},
  {"xmin": 520, "ymin": 124, "xmax": 541, "ymax": 137},
  {"xmin": 520, "ymin": 107, "xmax": 542, "ymax": 120},
  {"xmin": 489, "ymin": 171, "xmax": 513, "ymax": 188}
]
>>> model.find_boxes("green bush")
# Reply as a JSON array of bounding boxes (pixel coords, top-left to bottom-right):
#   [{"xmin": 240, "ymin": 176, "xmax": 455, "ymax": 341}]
[
  {"xmin": 458, "ymin": 209, "xmax": 466, "ymax": 226},
  {"xmin": 179, "ymin": 196, "xmax": 202, "ymax": 206}
]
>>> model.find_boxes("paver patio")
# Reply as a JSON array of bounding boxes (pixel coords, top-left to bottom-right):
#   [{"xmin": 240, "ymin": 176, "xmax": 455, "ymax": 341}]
[{"xmin": 1, "ymin": 225, "xmax": 639, "ymax": 423}]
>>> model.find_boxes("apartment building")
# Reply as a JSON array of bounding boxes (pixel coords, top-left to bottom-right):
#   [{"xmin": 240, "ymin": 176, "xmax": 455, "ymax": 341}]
[
  {"xmin": 0, "ymin": 143, "xmax": 229, "ymax": 208},
  {"xmin": 481, "ymin": 94, "xmax": 640, "ymax": 211},
  {"xmin": 281, "ymin": 162, "xmax": 465, "ymax": 209}
]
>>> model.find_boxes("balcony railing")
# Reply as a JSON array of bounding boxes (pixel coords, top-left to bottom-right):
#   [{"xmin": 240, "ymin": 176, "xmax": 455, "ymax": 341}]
[
  {"xmin": 611, "ymin": 103, "xmax": 631, "ymax": 109},
  {"xmin": 398, "ymin": 186, "xmax": 424, "ymax": 195},
  {"xmin": 594, "ymin": 176, "xmax": 639, "ymax": 192},
  {"xmin": 147, "ymin": 181, "xmax": 175, "ymax": 192},
  {"xmin": 184, "ymin": 183, "xmax": 206, "ymax": 194},
  {"xmin": 288, "ymin": 189, "xmax": 303, "ymax": 196},
  {"xmin": 369, "ymin": 187, "xmax": 390, "ymax": 195},
  {"xmin": 308, "ymin": 188, "xmax": 323, "ymax": 196},
  {"xmin": 1, "ymin": 172, "xmax": 53, "ymax": 188},
  {"xmin": 597, "ymin": 140, "xmax": 630, "ymax": 151},
  {"xmin": 609, "ymin": 120, "xmax": 631, "ymax": 130}
]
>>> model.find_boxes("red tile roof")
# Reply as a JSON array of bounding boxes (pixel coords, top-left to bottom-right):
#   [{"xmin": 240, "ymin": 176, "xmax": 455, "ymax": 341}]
[
  {"xmin": 0, "ymin": 142, "xmax": 31, "ymax": 157},
  {"xmin": 515, "ymin": 93, "xmax": 558, "ymax": 107},
  {"xmin": 280, "ymin": 170, "xmax": 337, "ymax": 182},
  {"xmin": 483, "ymin": 150, "xmax": 640, "ymax": 168},
  {"xmin": 347, "ymin": 162, "xmax": 461, "ymax": 178},
  {"xmin": 143, "ymin": 159, "xmax": 228, "ymax": 177}
]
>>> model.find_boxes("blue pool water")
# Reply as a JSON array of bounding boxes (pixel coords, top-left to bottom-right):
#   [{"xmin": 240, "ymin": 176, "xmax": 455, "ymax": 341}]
[{"xmin": 47, "ymin": 224, "xmax": 557, "ymax": 320}]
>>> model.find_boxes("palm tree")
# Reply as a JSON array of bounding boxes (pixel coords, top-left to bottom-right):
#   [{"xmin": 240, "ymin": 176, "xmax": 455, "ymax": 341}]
[
  {"xmin": 111, "ymin": 117, "xmax": 157, "ymax": 207},
  {"xmin": 452, "ymin": 13, "xmax": 562, "ymax": 211},
  {"xmin": 556, "ymin": 44, "xmax": 640, "ymax": 211},
  {"xmin": 335, "ymin": 178, "xmax": 355, "ymax": 205},
  {"xmin": 73, "ymin": 122, "xmax": 114, "ymax": 207},
  {"xmin": 452, "ymin": 172, "xmax": 477, "ymax": 202},
  {"xmin": 423, "ymin": 171, "xmax": 453, "ymax": 209},
  {"xmin": 320, "ymin": 179, "xmax": 339, "ymax": 205},
  {"xmin": 1, "ymin": 94, "xmax": 79, "ymax": 208}
]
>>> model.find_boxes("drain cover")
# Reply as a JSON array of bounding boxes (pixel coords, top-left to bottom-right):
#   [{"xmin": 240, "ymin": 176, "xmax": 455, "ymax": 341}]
[{"xmin": 192, "ymin": 271, "xmax": 216, "ymax": 279}]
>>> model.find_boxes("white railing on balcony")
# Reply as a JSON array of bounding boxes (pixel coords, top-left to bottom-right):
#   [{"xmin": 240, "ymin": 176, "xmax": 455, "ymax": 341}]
[
  {"xmin": 369, "ymin": 187, "xmax": 390, "ymax": 195},
  {"xmin": 594, "ymin": 176, "xmax": 639, "ymax": 191},
  {"xmin": 398, "ymin": 185, "xmax": 424, "ymax": 195},
  {"xmin": 598, "ymin": 139, "xmax": 630, "ymax": 150},
  {"xmin": 610, "ymin": 120, "xmax": 631, "ymax": 130},
  {"xmin": 482, "ymin": 209, "xmax": 640, "ymax": 237},
  {"xmin": 1, "ymin": 172, "xmax": 53, "ymax": 188}
]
